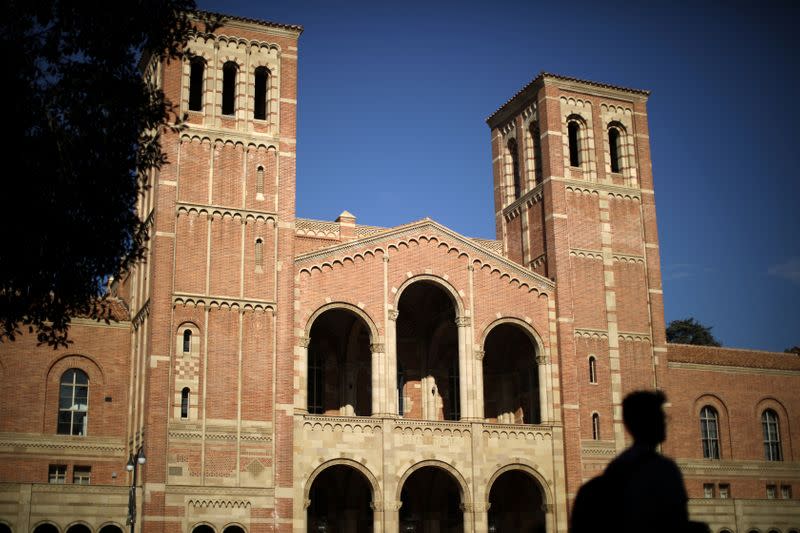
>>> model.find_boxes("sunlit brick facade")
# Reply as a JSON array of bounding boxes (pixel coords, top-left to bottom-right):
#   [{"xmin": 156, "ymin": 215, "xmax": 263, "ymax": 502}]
[{"xmin": 0, "ymin": 11, "xmax": 797, "ymax": 533}]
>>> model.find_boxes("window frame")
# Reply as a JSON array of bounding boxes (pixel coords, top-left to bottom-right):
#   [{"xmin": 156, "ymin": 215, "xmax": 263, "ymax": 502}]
[
  {"xmin": 591, "ymin": 413, "xmax": 600, "ymax": 440},
  {"xmin": 73, "ymin": 465, "xmax": 91, "ymax": 485},
  {"xmin": 58, "ymin": 369, "xmax": 89, "ymax": 436},
  {"xmin": 48, "ymin": 464, "xmax": 67, "ymax": 484},
  {"xmin": 762, "ymin": 409, "xmax": 783, "ymax": 461},
  {"xmin": 253, "ymin": 66, "xmax": 269, "ymax": 120},
  {"xmin": 588, "ymin": 356, "xmax": 597, "ymax": 384},
  {"xmin": 568, "ymin": 120, "xmax": 581, "ymax": 168},
  {"xmin": 221, "ymin": 61, "xmax": 238, "ymax": 116},
  {"xmin": 181, "ymin": 387, "xmax": 190, "ymax": 420},
  {"xmin": 188, "ymin": 57, "xmax": 205, "ymax": 112},
  {"xmin": 700, "ymin": 405, "xmax": 721, "ymax": 459}
]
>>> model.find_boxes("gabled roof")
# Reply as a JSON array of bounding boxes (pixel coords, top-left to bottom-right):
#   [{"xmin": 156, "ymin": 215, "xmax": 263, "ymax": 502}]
[{"xmin": 295, "ymin": 217, "xmax": 554, "ymax": 293}]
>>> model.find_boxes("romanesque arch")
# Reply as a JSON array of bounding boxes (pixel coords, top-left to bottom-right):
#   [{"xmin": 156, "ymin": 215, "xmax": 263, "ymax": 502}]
[
  {"xmin": 306, "ymin": 462, "xmax": 375, "ymax": 533},
  {"xmin": 395, "ymin": 278, "xmax": 462, "ymax": 420},
  {"xmin": 306, "ymin": 304, "xmax": 376, "ymax": 416},
  {"xmin": 397, "ymin": 460, "xmax": 471, "ymax": 533},
  {"xmin": 486, "ymin": 465, "xmax": 549, "ymax": 533},
  {"xmin": 481, "ymin": 319, "xmax": 543, "ymax": 424}
]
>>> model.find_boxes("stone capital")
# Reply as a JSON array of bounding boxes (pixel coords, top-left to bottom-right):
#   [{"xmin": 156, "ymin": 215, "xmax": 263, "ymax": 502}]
[
  {"xmin": 298, "ymin": 336, "xmax": 311, "ymax": 348},
  {"xmin": 535, "ymin": 355, "xmax": 549, "ymax": 365},
  {"xmin": 370, "ymin": 343, "xmax": 385, "ymax": 353},
  {"xmin": 474, "ymin": 349, "xmax": 485, "ymax": 361},
  {"xmin": 388, "ymin": 310, "xmax": 399, "ymax": 321},
  {"xmin": 455, "ymin": 316, "xmax": 471, "ymax": 327}
]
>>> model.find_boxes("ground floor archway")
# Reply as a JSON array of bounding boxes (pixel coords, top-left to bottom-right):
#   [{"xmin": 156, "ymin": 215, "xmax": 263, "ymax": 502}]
[
  {"xmin": 400, "ymin": 466, "xmax": 464, "ymax": 533},
  {"xmin": 307, "ymin": 464, "xmax": 374, "ymax": 533},
  {"xmin": 487, "ymin": 469, "xmax": 546, "ymax": 533}
]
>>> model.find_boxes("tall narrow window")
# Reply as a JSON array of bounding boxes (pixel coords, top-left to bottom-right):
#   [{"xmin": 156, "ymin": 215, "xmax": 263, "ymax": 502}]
[
  {"xmin": 308, "ymin": 345, "xmax": 324, "ymax": 414},
  {"xmin": 256, "ymin": 166, "xmax": 265, "ymax": 195},
  {"xmin": 568, "ymin": 121, "xmax": 581, "ymax": 167},
  {"xmin": 255, "ymin": 238, "xmax": 264, "ymax": 269},
  {"xmin": 189, "ymin": 57, "xmax": 205, "ymax": 111},
  {"xmin": 762, "ymin": 409, "xmax": 783, "ymax": 461},
  {"xmin": 183, "ymin": 329, "xmax": 192, "ymax": 353},
  {"xmin": 592, "ymin": 413, "xmax": 600, "ymax": 440},
  {"xmin": 181, "ymin": 388, "xmax": 190, "ymax": 419},
  {"xmin": 222, "ymin": 61, "xmax": 238, "ymax": 116},
  {"xmin": 700, "ymin": 406, "xmax": 720, "ymax": 459},
  {"xmin": 254, "ymin": 66, "xmax": 269, "ymax": 120},
  {"xmin": 531, "ymin": 123, "xmax": 543, "ymax": 185},
  {"xmin": 508, "ymin": 139, "xmax": 521, "ymax": 199},
  {"xmin": 58, "ymin": 369, "xmax": 88, "ymax": 435},
  {"xmin": 588, "ymin": 356, "xmax": 597, "ymax": 384},
  {"xmin": 609, "ymin": 127, "xmax": 622, "ymax": 173}
]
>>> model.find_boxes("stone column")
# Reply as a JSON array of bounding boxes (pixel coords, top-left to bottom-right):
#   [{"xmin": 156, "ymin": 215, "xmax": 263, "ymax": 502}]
[
  {"xmin": 536, "ymin": 355, "xmax": 548, "ymax": 423},
  {"xmin": 371, "ymin": 342, "xmax": 386, "ymax": 416},
  {"xmin": 474, "ymin": 349, "xmax": 485, "ymax": 420},
  {"xmin": 456, "ymin": 316, "xmax": 471, "ymax": 420},
  {"xmin": 296, "ymin": 336, "xmax": 310, "ymax": 414},
  {"xmin": 372, "ymin": 501, "xmax": 385, "ymax": 533},
  {"xmin": 384, "ymin": 500, "xmax": 401, "ymax": 533},
  {"xmin": 544, "ymin": 502, "xmax": 554, "ymax": 533},
  {"xmin": 386, "ymin": 309, "xmax": 399, "ymax": 416},
  {"xmin": 472, "ymin": 501, "xmax": 489, "ymax": 533}
]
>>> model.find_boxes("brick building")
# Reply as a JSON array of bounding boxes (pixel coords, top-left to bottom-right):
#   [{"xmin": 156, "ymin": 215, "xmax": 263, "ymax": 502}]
[{"xmin": 0, "ymin": 11, "xmax": 797, "ymax": 533}]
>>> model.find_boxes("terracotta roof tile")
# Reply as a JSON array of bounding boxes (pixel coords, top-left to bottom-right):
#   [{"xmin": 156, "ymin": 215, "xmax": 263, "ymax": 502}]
[
  {"xmin": 667, "ymin": 343, "xmax": 800, "ymax": 371},
  {"xmin": 193, "ymin": 10, "xmax": 303, "ymax": 33}
]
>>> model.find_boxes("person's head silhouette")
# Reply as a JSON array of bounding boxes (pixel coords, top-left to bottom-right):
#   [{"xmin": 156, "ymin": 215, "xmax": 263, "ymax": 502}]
[{"xmin": 622, "ymin": 390, "xmax": 667, "ymax": 447}]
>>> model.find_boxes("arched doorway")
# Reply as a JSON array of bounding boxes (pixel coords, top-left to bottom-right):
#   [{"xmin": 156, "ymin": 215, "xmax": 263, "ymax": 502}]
[
  {"xmin": 32, "ymin": 525, "xmax": 59, "ymax": 533},
  {"xmin": 223, "ymin": 526, "xmax": 245, "ymax": 533},
  {"xmin": 400, "ymin": 466, "xmax": 464, "ymax": 533},
  {"xmin": 483, "ymin": 323, "xmax": 540, "ymax": 424},
  {"xmin": 65, "ymin": 526, "xmax": 90, "ymax": 533},
  {"xmin": 0, "ymin": 523, "xmax": 10, "ymax": 533},
  {"xmin": 488, "ymin": 470, "xmax": 546, "ymax": 533},
  {"xmin": 396, "ymin": 281, "xmax": 460, "ymax": 420},
  {"xmin": 192, "ymin": 526, "xmax": 215, "ymax": 533},
  {"xmin": 308, "ymin": 308, "xmax": 372, "ymax": 416},
  {"xmin": 307, "ymin": 464, "xmax": 374, "ymax": 533},
  {"xmin": 98, "ymin": 526, "xmax": 123, "ymax": 533}
]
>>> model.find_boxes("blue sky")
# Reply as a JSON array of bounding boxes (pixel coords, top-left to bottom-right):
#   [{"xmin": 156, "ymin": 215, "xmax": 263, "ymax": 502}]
[{"xmin": 198, "ymin": 0, "xmax": 799, "ymax": 352}]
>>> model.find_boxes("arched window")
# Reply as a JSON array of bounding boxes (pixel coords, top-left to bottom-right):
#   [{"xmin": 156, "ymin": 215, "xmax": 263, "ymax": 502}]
[
  {"xmin": 0, "ymin": 523, "xmax": 11, "ymax": 533},
  {"xmin": 508, "ymin": 138, "xmax": 521, "ymax": 199},
  {"xmin": 58, "ymin": 369, "xmax": 88, "ymax": 435},
  {"xmin": 183, "ymin": 329, "xmax": 192, "ymax": 353},
  {"xmin": 700, "ymin": 406, "xmax": 720, "ymax": 459},
  {"xmin": 588, "ymin": 356, "xmax": 597, "ymax": 384},
  {"xmin": 568, "ymin": 121, "xmax": 581, "ymax": 167},
  {"xmin": 222, "ymin": 61, "xmax": 238, "ymax": 116},
  {"xmin": 531, "ymin": 123, "xmax": 543, "ymax": 185},
  {"xmin": 189, "ymin": 57, "xmax": 205, "ymax": 112},
  {"xmin": 181, "ymin": 387, "xmax": 190, "ymax": 419},
  {"xmin": 255, "ymin": 239, "xmax": 264, "ymax": 269},
  {"xmin": 608, "ymin": 127, "xmax": 622, "ymax": 173},
  {"xmin": 253, "ymin": 66, "xmax": 269, "ymax": 120},
  {"xmin": 256, "ymin": 166, "xmax": 264, "ymax": 195},
  {"xmin": 592, "ymin": 413, "xmax": 600, "ymax": 440},
  {"xmin": 762, "ymin": 409, "xmax": 783, "ymax": 461},
  {"xmin": 397, "ymin": 363, "xmax": 405, "ymax": 417}
]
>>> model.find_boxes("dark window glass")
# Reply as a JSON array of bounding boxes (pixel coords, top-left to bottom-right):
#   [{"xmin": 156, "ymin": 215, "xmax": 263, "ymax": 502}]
[
  {"xmin": 568, "ymin": 121, "xmax": 581, "ymax": 167},
  {"xmin": 589, "ymin": 356, "xmax": 597, "ymax": 384},
  {"xmin": 58, "ymin": 369, "xmax": 88, "ymax": 435},
  {"xmin": 762, "ymin": 409, "xmax": 783, "ymax": 461},
  {"xmin": 592, "ymin": 413, "xmax": 600, "ymax": 440},
  {"xmin": 508, "ymin": 139, "xmax": 521, "ymax": 199},
  {"xmin": 254, "ymin": 67, "xmax": 269, "ymax": 120},
  {"xmin": 222, "ymin": 62, "xmax": 237, "ymax": 116},
  {"xmin": 183, "ymin": 329, "xmax": 191, "ymax": 353},
  {"xmin": 308, "ymin": 345, "xmax": 324, "ymax": 414},
  {"xmin": 189, "ymin": 58, "xmax": 205, "ymax": 111},
  {"xmin": 609, "ymin": 128, "xmax": 621, "ymax": 172},
  {"xmin": 700, "ymin": 406, "xmax": 720, "ymax": 459},
  {"xmin": 447, "ymin": 358, "xmax": 460, "ymax": 421},
  {"xmin": 181, "ymin": 388, "xmax": 190, "ymax": 419},
  {"xmin": 531, "ymin": 124, "xmax": 543, "ymax": 184}
]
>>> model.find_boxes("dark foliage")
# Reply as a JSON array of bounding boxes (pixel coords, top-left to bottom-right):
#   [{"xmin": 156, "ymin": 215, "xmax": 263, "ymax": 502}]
[
  {"xmin": 0, "ymin": 1, "xmax": 217, "ymax": 346},
  {"xmin": 666, "ymin": 318, "xmax": 721, "ymax": 346},
  {"xmin": 785, "ymin": 346, "xmax": 800, "ymax": 355}
]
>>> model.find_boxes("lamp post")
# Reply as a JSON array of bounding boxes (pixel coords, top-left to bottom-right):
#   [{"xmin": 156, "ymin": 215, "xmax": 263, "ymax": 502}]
[{"xmin": 126, "ymin": 445, "xmax": 146, "ymax": 533}]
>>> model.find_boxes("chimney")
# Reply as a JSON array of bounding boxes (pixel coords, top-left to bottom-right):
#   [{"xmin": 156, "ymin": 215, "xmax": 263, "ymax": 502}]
[{"xmin": 336, "ymin": 210, "xmax": 356, "ymax": 241}]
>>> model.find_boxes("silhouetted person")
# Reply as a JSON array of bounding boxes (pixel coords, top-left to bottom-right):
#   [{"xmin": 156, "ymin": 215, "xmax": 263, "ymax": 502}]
[{"xmin": 571, "ymin": 390, "xmax": 708, "ymax": 533}]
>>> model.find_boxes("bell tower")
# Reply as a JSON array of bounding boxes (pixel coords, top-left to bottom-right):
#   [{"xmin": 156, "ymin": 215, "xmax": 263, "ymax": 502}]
[{"xmin": 487, "ymin": 73, "xmax": 667, "ymax": 498}]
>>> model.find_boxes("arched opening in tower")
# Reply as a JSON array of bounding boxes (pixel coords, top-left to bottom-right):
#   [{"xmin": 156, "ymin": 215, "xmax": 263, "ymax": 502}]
[
  {"xmin": 396, "ymin": 281, "xmax": 459, "ymax": 421},
  {"xmin": 483, "ymin": 323, "xmax": 540, "ymax": 424},
  {"xmin": 307, "ymin": 464, "xmax": 374, "ymax": 533},
  {"xmin": 308, "ymin": 308, "xmax": 372, "ymax": 416}
]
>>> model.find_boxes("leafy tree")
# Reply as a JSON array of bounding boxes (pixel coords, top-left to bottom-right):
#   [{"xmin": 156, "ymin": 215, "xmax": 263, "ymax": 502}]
[
  {"xmin": 0, "ymin": 1, "xmax": 217, "ymax": 346},
  {"xmin": 785, "ymin": 346, "xmax": 800, "ymax": 355},
  {"xmin": 666, "ymin": 318, "xmax": 721, "ymax": 346}
]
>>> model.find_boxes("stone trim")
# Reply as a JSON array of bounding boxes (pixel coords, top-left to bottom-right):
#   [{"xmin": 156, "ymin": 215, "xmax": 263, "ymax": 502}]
[
  {"xmin": 668, "ymin": 361, "xmax": 800, "ymax": 377},
  {"xmin": 0, "ymin": 433, "xmax": 125, "ymax": 456},
  {"xmin": 176, "ymin": 202, "xmax": 277, "ymax": 223},
  {"xmin": 173, "ymin": 293, "xmax": 276, "ymax": 312}
]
